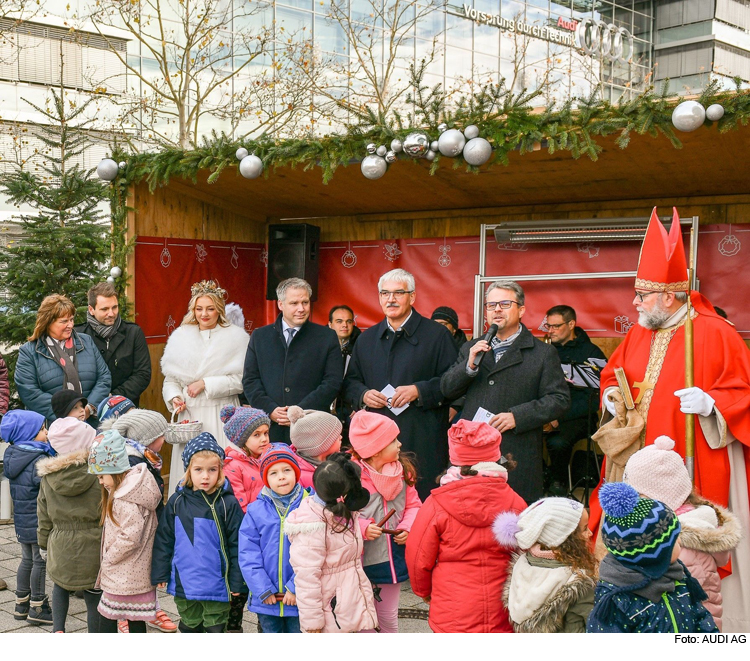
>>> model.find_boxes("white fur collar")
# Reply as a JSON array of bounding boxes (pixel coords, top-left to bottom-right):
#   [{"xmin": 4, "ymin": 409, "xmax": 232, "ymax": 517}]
[
  {"xmin": 161, "ymin": 323, "xmax": 249, "ymax": 384},
  {"xmin": 508, "ymin": 553, "xmax": 574, "ymax": 624}
]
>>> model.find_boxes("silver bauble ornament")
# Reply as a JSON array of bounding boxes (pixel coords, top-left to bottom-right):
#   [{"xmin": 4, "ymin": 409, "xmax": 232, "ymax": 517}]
[
  {"xmin": 106, "ymin": 276, "xmax": 115, "ymax": 284},
  {"xmin": 425, "ymin": 150, "xmax": 436, "ymax": 161},
  {"xmin": 402, "ymin": 132, "xmax": 430, "ymax": 158},
  {"xmin": 239, "ymin": 154, "xmax": 263, "ymax": 179},
  {"xmin": 97, "ymin": 158, "xmax": 119, "ymax": 181},
  {"xmin": 438, "ymin": 129, "xmax": 466, "ymax": 157},
  {"xmin": 463, "ymin": 137, "xmax": 493, "ymax": 166},
  {"xmin": 464, "ymin": 125, "xmax": 480, "ymax": 140},
  {"xmin": 706, "ymin": 104, "xmax": 725, "ymax": 122},
  {"xmin": 366, "ymin": 143, "xmax": 377, "ymax": 154},
  {"xmin": 110, "ymin": 266, "xmax": 122, "ymax": 278},
  {"xmin": 236, "ymin": 147, "xmax": 249, "ymax": 160},
  {"xmin": 118, "ymin": 161, "xmax": 126, "ymax": 170},
  {"xmin": 385, "ymin": 150, "xmax": 397, "ymax": 163},
  {"xmin": 376, "ymin": 145, "xmax": 387, "ymax": 157},
  {"xmin": 430, "ymin": 140, "xmax": 439, "ymax": 152},
  {"xmin": 390, "ymin": 138, "xmax": 403, "ymax": 153},
  {"xmin": 437, "ymin": 123, "xmax": 448, "ymax": 133},
  {"xmin": 671, "ymin": 101, "xmax": 706, "ymax": 132},
  {"xmin": 361, "ymin": 154, "xmax": 387, "ymax": 180}
]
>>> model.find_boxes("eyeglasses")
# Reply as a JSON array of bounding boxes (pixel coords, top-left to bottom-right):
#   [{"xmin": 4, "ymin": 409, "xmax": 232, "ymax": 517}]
[
  {"xmin": 484, "ymin": 300, "xmax": 519, "ymax": 311},
  {"xmin": 379, "ymin": 290, "xmax": 413, "ymax": 299},
  {"xmin": 542, "ymin": 322, "xmax": 569, "ymax": 331},
  {"xmin": 634, "ymin": 291, "xmax": 659, "ymax": 303}
]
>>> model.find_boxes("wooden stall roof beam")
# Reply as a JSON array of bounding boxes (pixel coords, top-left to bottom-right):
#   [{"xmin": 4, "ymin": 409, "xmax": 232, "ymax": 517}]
[{"xmin": 169, "ymin": 125, "xmax": 750, "ymax": 221}]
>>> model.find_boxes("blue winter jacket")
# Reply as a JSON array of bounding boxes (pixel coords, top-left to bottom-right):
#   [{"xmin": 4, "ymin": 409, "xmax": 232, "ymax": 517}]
[
  {"xmin": 151, "ymin": 478, "xmax": 245, "ymax": 602},
  {"xmin": 2, "ymin": 443, "xmax": 55, "ymax": 544},
  {"xmin": 238, "ymin": 487, "xmax": 311, "ymax": 617},
  {"xmin": 587, "ymin": 575, "xmax": 719, "ymax": 633},
  {"xmin": 14, "ymin": 332, "xmax": 111, "ymax": 423}
]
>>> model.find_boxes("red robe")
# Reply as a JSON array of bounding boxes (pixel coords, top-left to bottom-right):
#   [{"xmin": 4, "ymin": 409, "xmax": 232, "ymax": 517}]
[{"xmin": 590, "ymin": 292, "xmax": 750, "ymax": 537}]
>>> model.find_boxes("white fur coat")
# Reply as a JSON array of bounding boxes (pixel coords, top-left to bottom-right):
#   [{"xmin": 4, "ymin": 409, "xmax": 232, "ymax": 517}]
[{"xmin": 160, "ymin": 323, "xmax": 249, "ymax": 495}]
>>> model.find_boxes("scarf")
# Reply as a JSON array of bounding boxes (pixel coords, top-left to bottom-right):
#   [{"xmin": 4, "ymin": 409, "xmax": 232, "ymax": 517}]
[
  {"xmin": 263, "ymin": 483, "xmax": 302, "ymax": 512},
  {"xmin": 86, "ymin": 311, "xmax": 122, "ymax": 341},
  {"xmin": 15, "ymin": 441, "xmax": 57, "ymax": 457},
  {"xmin": 439, "ymin": 461, "xmax": 508, "ymax": 485},
  {"xmin": 529, "ymin": 544, "xmax": 557, "ymax": 560},
  {"xmin": 490, "ymin": 326, "xmax": 523, "ymax": 362},
  {"xmin": 125, "ymin": 438, "xmax": 163, "ymax": 472},
  {"xmin": 360, "ymin": 460, "xmax": 404, "ymax": 502},
  {"xmin": 45, "ymin": 335, "xmax": 82, "ymax": 393}
]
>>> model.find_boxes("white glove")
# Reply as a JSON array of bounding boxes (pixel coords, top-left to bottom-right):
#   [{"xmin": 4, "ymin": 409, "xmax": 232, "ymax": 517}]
[
  {"xmin": 674, "ymin": 387, "xmax": 715, "ymax": 417},
  {"xmin": 602, "ymin": 387, "xmax": 617, "ymax": 416},
  {"xmin": 39, "ymin": 548, "xmax": 47, "ymax": 561}
]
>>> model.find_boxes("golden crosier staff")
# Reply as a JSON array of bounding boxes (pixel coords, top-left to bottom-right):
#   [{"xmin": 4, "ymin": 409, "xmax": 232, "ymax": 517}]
[{"xmin": 684, "ymin": 226, "xmax": 696, "ymax": 481}]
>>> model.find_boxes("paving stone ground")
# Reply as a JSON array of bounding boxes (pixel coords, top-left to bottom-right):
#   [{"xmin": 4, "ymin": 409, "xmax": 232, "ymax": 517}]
[{"xmin": 0, "ymin": 521, "xmax": 431, "ymax": 633}]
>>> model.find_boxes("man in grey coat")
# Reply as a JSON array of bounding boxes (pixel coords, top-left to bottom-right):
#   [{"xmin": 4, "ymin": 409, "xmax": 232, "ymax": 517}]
[{"xmin": 440, "ymin": 280, "xmax": 570, "ymax": 504}]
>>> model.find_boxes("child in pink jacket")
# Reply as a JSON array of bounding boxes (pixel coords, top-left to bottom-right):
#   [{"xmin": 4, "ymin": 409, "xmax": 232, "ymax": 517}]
[
  {"xmin": 287, "ymin": 406, "xmax": 342, "ymax": 488},
  {"xmin": 221, "ymin": 404, "xmax": 271, "ymax": 631},
  {"xmin": 624, "ymin": 435, "xmax": 741, "ymax": 631},
  {"xmin": 348, "ymin": 411, "xmax": 421, "ymax": 633},
  {"xmin": 285, "ymin": 453, "xmax": 378, "ymax": 633}
]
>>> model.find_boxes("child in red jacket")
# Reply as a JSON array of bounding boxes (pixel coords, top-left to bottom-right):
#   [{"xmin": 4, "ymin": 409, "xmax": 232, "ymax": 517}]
[
  {"xmin": 221, "ymin": 404, "xmax": 271, "ymax": 631},
  {"xmin": 405, "ymin": 420, "xmax": 526, "ymax": 633}
]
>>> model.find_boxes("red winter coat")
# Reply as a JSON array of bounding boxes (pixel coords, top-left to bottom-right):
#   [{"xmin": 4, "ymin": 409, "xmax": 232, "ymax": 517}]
[
  {"xmin": 405, "ymin": 474, "xmax": 526, "ymax": 633},
  {"xmin": 223, "ymin": 446, "xmax": 263, "ymax": 513}
]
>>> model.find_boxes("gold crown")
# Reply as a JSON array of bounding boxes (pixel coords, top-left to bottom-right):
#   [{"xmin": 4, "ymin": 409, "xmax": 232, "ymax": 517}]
[{"xmin": 191, "ymin": 280, "xmax": 227, "ymax": 299}]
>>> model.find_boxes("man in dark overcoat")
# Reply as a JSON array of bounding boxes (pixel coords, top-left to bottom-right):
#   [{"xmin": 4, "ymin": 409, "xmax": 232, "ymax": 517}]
[
  {"xmin": 440, "ymin": 280, "xmax": 570, "ymax": 504},
  {"xmin": 344, "ymin": 269, "xmax": 458, "ymax": 499},
  {"xmin": 243, "ymin": 278, "xmax": 343, "ymax": 444}
]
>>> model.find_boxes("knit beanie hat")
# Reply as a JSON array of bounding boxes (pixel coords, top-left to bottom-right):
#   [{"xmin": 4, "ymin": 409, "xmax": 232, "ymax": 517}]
[
  {"xmin": 51, "ymin": 390, "xmax": 87, "ymax": 420},
  {"xmin": 623, "ymin": 435, "xmax": 693, "ymax": 512},
  {"xmin": 97, "ymin": 395, "xmax": 136, "ymax": 421},
  {"xmin": 514, "ymin": 498, "xmax": 584, "ymax": 549},
  {"xmin": 431, "ymin": 306, "xmax": 459, "ymax": 329},
  {"xmin": 288, "ymin": 406, "xmax": 342, "ymax": 457},
  {"xmin": 111, "ymin": 409, "xmax": 168, "ymax": 446},
  {"xmin": 349, "ymin": 410, "xmax": 400, "ymax": 459},
  {"xmin": 220, "ymin": 405, "xmax": 270, "ymax": 448},
  {"xmin": 48, "ymin": 417, "xmax": 97, "ymax": 454},
  {"xmin": 448, "ymin": 419, "xmax": 501, "ymax": 466},
  {"xmin": 0, "ymin": 410, "xmax": 46, "ymax": 445},
  {"xmin": 182, "ymin": 432, "xmax": 225, "ymax": 469},
  {"xmin": 260, "ymin": 444, "xmax": 302, "ymax": 487},
  {"xmin": 87, "ymin": 430, "xmax": 131, "ymax": 475},
  {"xmin": 600, "ymin": 481, "xmax": 681, "ymax": 579}
]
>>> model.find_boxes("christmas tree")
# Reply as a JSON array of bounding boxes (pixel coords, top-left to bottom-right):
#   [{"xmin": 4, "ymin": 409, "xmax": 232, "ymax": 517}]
[{"xmin": 0, "ymin": 86, "xmax": 109, "ymax": 352}]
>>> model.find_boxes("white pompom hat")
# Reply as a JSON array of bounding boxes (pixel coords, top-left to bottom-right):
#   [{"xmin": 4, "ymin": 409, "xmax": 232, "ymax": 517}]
[
  {"xmin": 514, "ymin": 497, "xmax": 584, "ymax": 550},
  {"xmin": 623, "ymin": 435, "xmax": 693, "ymax": 511}
]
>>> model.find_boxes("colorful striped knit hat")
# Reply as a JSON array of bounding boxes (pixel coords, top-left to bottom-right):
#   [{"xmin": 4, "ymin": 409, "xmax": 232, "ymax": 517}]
[
  {"xmin": 97, "ymin": 395, "xmax": 136, "ymax": 421},
  {"xmin": 600, "ymin": 481, "xmax": 681, "ymax": 579},
  {"xmin": 260, "ymin": 443, "xmax": 301, "ymax": 487},
  {"xmin": 221, "ymin": 405, "xmax": 270, "ymax": 449}
]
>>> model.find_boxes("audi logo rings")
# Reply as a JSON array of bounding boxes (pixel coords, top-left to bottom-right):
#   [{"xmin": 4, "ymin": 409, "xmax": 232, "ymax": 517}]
[{"xmin": 576, "ymin": 18, "xmax": 634, "ymax": 63}]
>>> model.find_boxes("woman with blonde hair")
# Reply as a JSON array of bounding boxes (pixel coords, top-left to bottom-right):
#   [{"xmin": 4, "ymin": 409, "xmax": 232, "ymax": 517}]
[
  {"xmin": 15, "ymin": 294, "xmax": 111, "ymax": 423},
  {"xmin": 161, "ymin": 281, "xmax": 249, "ymax": 495}
]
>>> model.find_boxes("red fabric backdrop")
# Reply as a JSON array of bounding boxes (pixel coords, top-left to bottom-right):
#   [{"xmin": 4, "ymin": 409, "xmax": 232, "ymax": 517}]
[{"xmin": 135, "ymin": 225, "xmax": 750, "ymax": 343}]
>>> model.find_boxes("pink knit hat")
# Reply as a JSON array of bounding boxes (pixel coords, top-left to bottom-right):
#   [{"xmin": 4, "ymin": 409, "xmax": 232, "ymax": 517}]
[
  {"xmin": 623, "ymin": 435, "xmax": 692, "ymax": 511},
  {"xmin": 448, "ymin": 419, "xmax": 501, "ymax": 466},
  {"xmin": 48, "ymin": 417, "xmax": 97, "ymax": 455},
  {"xmin": 349, "ymin": 411, "xmax": 400, "ymax": 459}
]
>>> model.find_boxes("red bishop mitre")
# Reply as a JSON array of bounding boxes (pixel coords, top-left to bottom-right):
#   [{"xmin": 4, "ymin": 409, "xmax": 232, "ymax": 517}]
[{"xmin": 635, "ymin": 207, "xmax": 689, "ymax": 292}]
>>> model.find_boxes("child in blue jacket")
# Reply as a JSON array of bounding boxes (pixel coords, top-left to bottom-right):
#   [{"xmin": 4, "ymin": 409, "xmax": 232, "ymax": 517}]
[
  {"xmin": 587, "ymin": 482, "xmax": 718, "ymax": 634},
  {"xmin": 151, "ymin": 433, "xmax": 244, "ymax": 633},
  {"xmin": 238, "ymin": 445, "xmax": 311, "ymax": 633},
  {"xmin": 1, "ymin": 410, "xmax": 56, "ymax": 625}
]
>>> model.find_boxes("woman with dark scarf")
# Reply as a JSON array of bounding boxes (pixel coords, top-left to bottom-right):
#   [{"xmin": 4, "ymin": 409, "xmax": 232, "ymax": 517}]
[{"xmin": 14, "ymin": 294, "xmax": 110, "ymax": 424}]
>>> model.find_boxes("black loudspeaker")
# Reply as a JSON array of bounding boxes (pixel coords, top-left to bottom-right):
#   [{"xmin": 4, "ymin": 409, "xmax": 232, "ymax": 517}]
[{"xmin": 266, "ymin": 223, "xmax": 320, "ymax": 301}]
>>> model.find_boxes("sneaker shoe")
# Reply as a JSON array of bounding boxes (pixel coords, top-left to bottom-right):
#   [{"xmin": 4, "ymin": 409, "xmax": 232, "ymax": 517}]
[
  {"xmin": 27, "ymin": 595, "xmax": 53, "ymax": 626},
  {"xmin": 118, "ymin": 620, "xmax": 129, "ymax": 633},
  {"xmin": 146, "ymin": 610, "xmax": 177, "ymax": 633},
  {"xmin": 14, "ymin": 593, "xmax": 30, "ymax": 621}
]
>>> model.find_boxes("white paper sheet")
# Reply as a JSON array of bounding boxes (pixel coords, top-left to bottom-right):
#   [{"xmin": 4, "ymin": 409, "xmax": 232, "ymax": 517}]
[
  {"xmin": 472, "ymin": 407, "xmax": 495, "ymax": 424},
  {"xmin": 380, "ymin": 384, "xmax": 409, "ymax": 415}
]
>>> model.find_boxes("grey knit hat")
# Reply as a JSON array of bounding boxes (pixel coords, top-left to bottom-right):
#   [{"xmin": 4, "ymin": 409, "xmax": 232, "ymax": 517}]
[
  {"xmin": 111, "ymin": 409, "xmax": 168, "ymax": 445},
  {"xmin": 288, "ymin": 406, "xmax": 342, "ymax": 457}
]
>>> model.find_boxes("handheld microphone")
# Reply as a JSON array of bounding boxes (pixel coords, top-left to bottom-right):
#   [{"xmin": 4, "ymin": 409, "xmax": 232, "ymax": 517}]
[{"xmin": 472, "ymin": 323, "xmax": 499, "ymax": 369}]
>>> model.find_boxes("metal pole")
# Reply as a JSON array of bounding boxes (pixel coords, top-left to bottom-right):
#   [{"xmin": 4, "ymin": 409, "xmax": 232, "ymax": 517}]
[{"xmin": 684, "ymin": 226, "xmax": 696, "ymax": 481}]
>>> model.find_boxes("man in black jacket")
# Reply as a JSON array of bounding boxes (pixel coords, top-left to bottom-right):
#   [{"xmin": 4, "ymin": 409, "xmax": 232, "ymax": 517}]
[
  {"xmin": 243, "ymin": 278, "xmax": 343, "ymax": 444},
  {"xmin": 543, "ymin": 304, "xmax": 607, "ymax": 496},
  {"xmin": 74, "ymin": 282, "xmax": 152, "ymax": 407}
]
